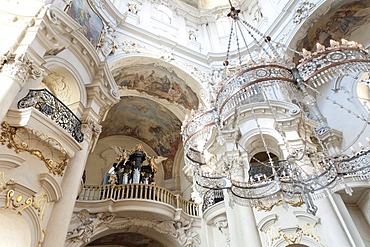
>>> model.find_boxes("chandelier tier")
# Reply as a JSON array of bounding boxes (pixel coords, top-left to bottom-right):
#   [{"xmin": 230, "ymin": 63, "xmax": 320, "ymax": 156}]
[{"xmin": 182, "ymin": 2, "xmax": 370, "ymax": 215}]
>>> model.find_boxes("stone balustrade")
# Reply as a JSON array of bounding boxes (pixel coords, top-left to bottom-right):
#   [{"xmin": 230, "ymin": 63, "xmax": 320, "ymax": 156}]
[{"xmin": 78, "ymin": 183, "xmax": 200, "ymax": 217}]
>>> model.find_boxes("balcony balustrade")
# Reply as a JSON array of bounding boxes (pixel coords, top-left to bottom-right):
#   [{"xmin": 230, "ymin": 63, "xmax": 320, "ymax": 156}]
[
  {"xmin": 215, "ymin": 65, "xmax": 299, "ymax": 120},
  {"xmin": 18, "ymin": 89, "xmax": 84, "ymax": 143},
  {"xmin": 78, "ymin": 183, "xmax": 199, "ymax": 217}
]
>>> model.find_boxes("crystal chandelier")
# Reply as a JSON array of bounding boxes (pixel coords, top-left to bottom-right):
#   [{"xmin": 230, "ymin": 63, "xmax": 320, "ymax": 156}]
[{"xmin": 182, "ymin": 2, "xmax": 370, "ymax": 215}]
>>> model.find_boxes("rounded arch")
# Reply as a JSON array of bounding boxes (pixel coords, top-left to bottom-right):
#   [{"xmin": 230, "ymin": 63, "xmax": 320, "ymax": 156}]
[
  {"xmin": 0, "ymin": 210, "xmax": 32, "ymax": 247},
  {"xmin": 239, "ymin": 128, "xmax": 285, "ymax": 160},
  {"xmin": 43, "ymin": 56, "xmax": 88, "ymax": 108},
  {"xmin": 108, "ymin": 53, "xmax": 207, "ymax": 112},
  {"xmin": 85, "ymin": 135, "xmax": 165, "ymax": 187},
  {"xmin": 65, "ymin": 223, "xmax": 180, "ymax": 247},
  {"xmin": 273, "ymin": 236, "xmax": 325, "ymax": 247}
]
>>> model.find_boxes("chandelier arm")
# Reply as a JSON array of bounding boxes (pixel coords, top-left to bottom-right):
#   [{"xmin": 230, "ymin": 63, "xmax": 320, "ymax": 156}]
[
  {"xmin": 235, "ymin": 20, "xmax": 256, "ymax": 63},
  {"xmin": 234, "ymin": 21, "xmax": 242, "ymax": 66},
  {"xmin": 224, "ymin": 19, "xmax": 235, "ymax": 66},
  {"xmin": 238, "ymin": 19, "xmax": 271, "ymax": 59},
  {"xmin": 244, "ymin": 81, "xmax": 275, "ymax": 169},
  {"xmin": 260, "ymin": 83, "xmax": 294, "ymax": 157}
]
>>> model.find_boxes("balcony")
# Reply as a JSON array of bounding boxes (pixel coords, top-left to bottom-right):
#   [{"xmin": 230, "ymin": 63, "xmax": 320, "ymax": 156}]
[
  {"xmin": 17, "ymin": 89, "xmax": 84, "ymax": 143},
  {"xmin": 76, "ymin": 183, "xmax": 200, "ymax": 218}
]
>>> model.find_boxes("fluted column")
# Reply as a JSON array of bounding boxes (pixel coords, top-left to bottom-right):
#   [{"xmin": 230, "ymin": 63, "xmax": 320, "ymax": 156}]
[
  {"xmin": 43, "ymin": 118, "xmax": 101, "ymax": 247},
  {"xmin": 223, "ymin": 191, "xmax": 262, "ymax": 247},
  {"xmin": 0, "ymin": 53, "xmax": 42, "ymax": 122}
]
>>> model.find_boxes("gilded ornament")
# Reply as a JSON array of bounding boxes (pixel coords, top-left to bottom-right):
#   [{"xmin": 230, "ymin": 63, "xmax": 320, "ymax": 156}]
[
  {"xmin": 0, "ymin": 122, "xmax": 69, "ymax": 176},
  {"xmin": 0, "ymin": 171, "xmax": 15, "ymax": 192}
]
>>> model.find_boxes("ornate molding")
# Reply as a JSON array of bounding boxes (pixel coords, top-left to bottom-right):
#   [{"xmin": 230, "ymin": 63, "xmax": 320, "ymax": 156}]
[
  {"xmin": 66, "ymin": 210, "xmax": 116, "ymax": 243},
  {"xmin": 214, "ymin": 218, "xmax": 230, "ymax": 246},
  {"xmin": 0, "ymin": 171, "xmax": 15, "ymax": 193},
  {"xmin": 0, "ymin": 122, "xmax": 69, "ymax": 176},
  {"xmin": 293, "ymin": 1, "xmax": 315, "ymax": 25},
  {"xmin": 39, "ymin": 173, "xmax": 63, "ymax": 202},
  {"xmin": 41, "ymin": 72, "xmax": 72, "ymax": 103},
  {"xmin": 0, "ymin": 153, "xmax": 26, "ymax": 169},
  {"xmin": 1, "ymin": 187, "xmax": 47, "ymax": 247},
  {"xmin": 81, "ymin": 116, "xmax": 102, "ymax": 152},
  {"xmin": 1, "ymin": 53, "xmax": 43, "ymax": 86},
  {"xmin": 67, "ymin": 209, "xmax": 201, "ymax": 246}
]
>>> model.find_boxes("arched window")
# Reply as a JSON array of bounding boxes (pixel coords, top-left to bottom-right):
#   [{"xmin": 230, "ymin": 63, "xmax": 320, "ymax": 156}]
[
  {"xmin": 249, "ymin": 152, "xmax": 278, "ymax": 181},
  {"xmin": 157, "ymin": 5, "xmax": 172, "ymax": 24}
]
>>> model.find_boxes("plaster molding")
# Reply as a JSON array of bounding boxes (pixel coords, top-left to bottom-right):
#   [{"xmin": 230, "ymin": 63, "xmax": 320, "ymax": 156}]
[
  {"xmin": 0, "ymin": 154, "xmax": 26, "ymax": 169},
  {"xmin": 257, "ymin": 214, "xmax": 278, "ymax": 233},
  {"xmin": 293, "ymin": 211, "xmax": 321, "ymax": 226},
  {"xmin": 39, "ymin": 173, "xmax": 63, "ymax": 202}
]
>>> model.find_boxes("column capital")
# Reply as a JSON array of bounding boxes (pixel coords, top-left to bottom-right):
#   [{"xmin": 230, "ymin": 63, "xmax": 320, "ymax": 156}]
[
  {"xmin": 81, "ymin": 116, "xmax": 102, "ymax": 152},
  {"xmin": 1, "ymin": 53, "xmax": 43, "ymax": 87}
]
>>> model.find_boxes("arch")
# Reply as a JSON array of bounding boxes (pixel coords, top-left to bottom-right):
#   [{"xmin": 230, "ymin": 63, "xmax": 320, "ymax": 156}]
[
  {"xmin": 43, "ymin": 56, "xmax": 88, "ymax": 109},
  {"xmin": 66, "ymin": 222, "xmax": 180, "ymax": 247},
  {"xmin": 108, "ymin": 53, "xmax": 206, "ymax": 113},
  {"xmin": 0, "ymin": 210, "xmax": 32, "ymax": 247},
  {"xmin": 85, "ymin": 135, "xmax": 165, "ymax": 187},
  {"xmin": 239, "ymin": 128, "xmax": 285, "ymax": 159},
  {"xmin": 157, "ymin": 5, "xmax": 173, "ymax": 24}
]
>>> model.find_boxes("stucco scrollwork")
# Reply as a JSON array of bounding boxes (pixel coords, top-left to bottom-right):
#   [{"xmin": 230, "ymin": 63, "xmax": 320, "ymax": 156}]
[
  {"xmin": 0, "ymin": 122, "xmax": 69, "ymax": 176},
  {"xmin": 293, "ymin": 1, "xmax": 315, "ymax": 24},
  {"xmin": 81, "ymin": 117, "xmax": 102, "ymax": 152},
  {"xmin": 106, "ymin": 217, "xmax": 201, "ymax": 246},
  {"xmin": 0, "ymin": 171, "xmax": 15, "ymax": 193},
  {"xmin": 66, "ymin": 210, "xmax": 115, "ymax": 243},
  {"xmin": 98, "ymin": 24, "xmax": 117, "ymax": 59},
  {"xmin": 174, "ymin": 218, "xmax": 201, "ymax": 247},
  {"xmin": 214, "ymin": 219, "xmax": 230, "ymax": 246}
]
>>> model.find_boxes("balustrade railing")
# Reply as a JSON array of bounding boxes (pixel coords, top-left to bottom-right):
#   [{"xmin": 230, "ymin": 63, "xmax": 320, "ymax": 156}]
[
  {"xmin": 18, "ymin": 89, "xmax": 84, "ymax": 143},
  {"xmin": 202, "ymin": 189, "xmax": 224, "ymax": 212},
  {"xmin": 78, "ymin": 184, "xmax": 199, "ymax": 217}
]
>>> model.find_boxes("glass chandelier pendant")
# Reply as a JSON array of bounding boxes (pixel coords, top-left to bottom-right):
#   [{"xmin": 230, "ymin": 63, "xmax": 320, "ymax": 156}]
[{"xmin": 182, "ymin": 1, "xmax": 370, "ymax": 215}]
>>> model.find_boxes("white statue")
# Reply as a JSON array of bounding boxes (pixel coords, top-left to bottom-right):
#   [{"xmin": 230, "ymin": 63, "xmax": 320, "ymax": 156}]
[{"xmin": 174, "ymin": 219, "xmax": 201, "ymax": 247}]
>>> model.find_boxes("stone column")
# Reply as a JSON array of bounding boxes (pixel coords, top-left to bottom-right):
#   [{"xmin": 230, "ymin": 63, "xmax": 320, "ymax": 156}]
[
  {"xmin": 315, "ymin": 193, "xmax": 365, "ymax": 247},
  {"xmin": 0, "ymin": 53, "xmax": 42, "ymax": 122},
  {"xmin": 223, "ymin": 191, "xmax": 262, "ymax": 247},
  {"xmin": 43, "ymin": 118, "xmax": 101, "ymax": 247}
]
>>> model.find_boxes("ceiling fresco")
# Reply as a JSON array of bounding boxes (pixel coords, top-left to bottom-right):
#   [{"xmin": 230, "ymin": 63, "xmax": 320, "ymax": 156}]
[
  {"xmin": 87, "ymin": 232, "xmax": 165, "ymax": 247},
  {"xmin": 297, "ymin": 0, "xmax": 370, "ymax": 51},
  {"xmin": 112, "ymin": 63, "xmax": 199, "ymax": 110},
  {"xmin": 100, "ymin": 96, "xmax": 182, "ymax": 180}
]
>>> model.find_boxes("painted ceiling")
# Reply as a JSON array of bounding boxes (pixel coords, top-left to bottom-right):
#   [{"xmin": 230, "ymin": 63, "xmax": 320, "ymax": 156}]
[
  {"xmin": 297, "ymin": 0, "xmax": 370, "ymax": 51},
  {"xmin": 112, "ymin": 63, "xmax": 199, "ymax": 110},
  {"xmin": 100, "ymin": 96, "xmax": 182, "ymax": 180},
  {"xmin": 87, "ymin": 232, "xmax": 164, "ymax": 247}
]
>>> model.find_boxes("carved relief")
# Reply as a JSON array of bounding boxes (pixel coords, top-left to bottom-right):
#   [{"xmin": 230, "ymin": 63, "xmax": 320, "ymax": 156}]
[
  {"xmin": 66, "ymin": 209, "xmax": 115, "ymax": 243},
  {"xmin": 67, "ymin": 211, "xmax": 201, "ymax": 246},
  {"xmin": 214, "ymin": 219, "xmax": 230, "ymax": 246},
  {"xmin": 1, "ymin": 53, "xmax": 42, "ymax": 86},
  {"xmin": 81, "ymin": 116, "xmax": 102, "ymax": 152},
  {"xmin": 41, "ymin": 72, "xmax": 72, "ymax": 103},
  {"xmin": 293, "ymin": 1, "xmax": 315, "ymax": 24},
  {"xmin": 174, "ymin": 219, "xmax": 201, "ymax": 247},
  {"xmin": 98, "ymin": 24, "xmax": 117, "ymax": 59},
  {"xmin": 0, "ymin": 122, "xmax": 69, "ymax": 176}
]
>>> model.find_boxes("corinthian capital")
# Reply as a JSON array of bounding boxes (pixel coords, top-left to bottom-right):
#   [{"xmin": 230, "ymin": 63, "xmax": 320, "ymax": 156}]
[
  {"xmin": 1, "ymin": 53, "xmax": 43, "ymax": 86},
  {"xmin": 81, "ymin": 116, "xmax": 102, "ymax": 152}
]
